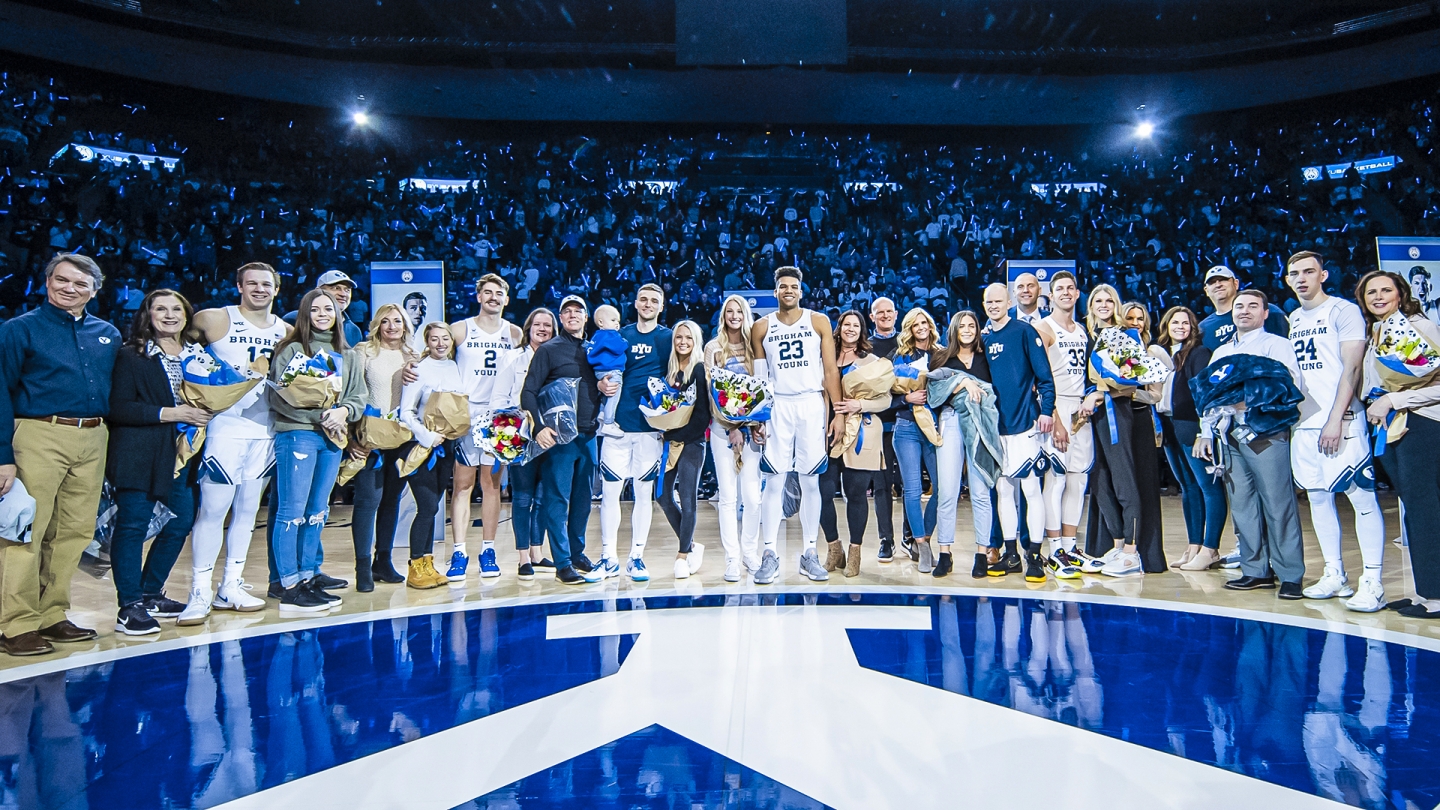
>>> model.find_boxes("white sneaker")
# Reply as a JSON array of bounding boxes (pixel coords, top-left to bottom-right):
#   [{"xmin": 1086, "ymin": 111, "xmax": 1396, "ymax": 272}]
[
  {"xmin": 1219, "ymin": 549, "xmax": 1243, "ymax": 569},
  {"xmin": 723, "ymin": 559, "xmax": 742, "ymax": 583},
  {"xmin": 1101, "ymin": 551, "xmax": 1143, "ymax": 578},
  {"xmin": 1344, "ymin": 574, "xmax": 1386, "ymax": 613},
  {"xmin": 687, "ymin": 543, "xmax": 705, "ymax": 574},
  {"xmin": 1302, "ymin": 567, "xmax": 1354, "ymax": 600},
  {"xmin": 214, "ymin": 578, "xmax": 266, "ymax": 612},
  {"xmin": 1083, "ymin": 547, "xmax": 1119, "ymax": 574},
  {"xmin": 175, "ymin": 585, "xmax": 213, "ymax": 627},
  {"xmin": 673, "ymin": 559, "xmax": 690, "ymax": 580}
]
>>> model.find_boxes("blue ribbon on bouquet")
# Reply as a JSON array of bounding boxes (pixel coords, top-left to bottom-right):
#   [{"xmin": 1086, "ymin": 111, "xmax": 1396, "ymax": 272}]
[
  {"xmin": 372, "ymin": 450, "xmax": 383, "ymax": 469},
  {"xmin": 1104, "ymin": 392, "xmax": 1119, "ymax": 445},
  {"xmin": 428, "ymin": 444, "xmax": 446, "ymax": 471},
  {"xmin": 855, "ymin": 415, "xmax": 870, "ymax": 454},
  {"xmin": 1366, "ymin": 387, "xmax": 1394, "ymax": 456},
  {"xmin": 655, "ymin": 441, "xmax": 670, "ymax": 499}
]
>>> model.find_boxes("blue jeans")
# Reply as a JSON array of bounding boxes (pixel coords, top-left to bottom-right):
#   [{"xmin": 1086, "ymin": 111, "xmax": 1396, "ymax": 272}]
[
  {"xmin": 893, "ymin": 419, "xmax": 938, "ymax": 540},
  {"xmin": 1164, "ymin": 418, "xmax": 1228, "ymax": 549},
  {"xmin": 539, "ymin": 435, "xmax": 595, "ymax": 569},
  {"xmin": 509, "ymin": 458, "xmax": 547, "ymax": 551},
  {"xmin": 110, "ymin": 465, "xmax": 198, "ymax": 607},
  {"xmin": 272, "ymin": 431, "xmax": 343, "ymax": 588}
]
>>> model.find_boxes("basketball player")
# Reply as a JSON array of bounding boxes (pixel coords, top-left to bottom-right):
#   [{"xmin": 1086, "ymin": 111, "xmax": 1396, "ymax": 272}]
[
  {"xmin": 749, "ymin": 266, "xmax": 844, "ymax": 584},
  {"xmin": 1033, "ymin": 271, "xmax": 1092, "ymax": 578},
  {"xmin": 588, "ymin": 284, "xmax": 672, "ymax": 583},
  {"xmin": 177, "ymin": 263, "xmax": 289, "ymax": 625},
  {"xmin": 449, "ymin": 273, "xmax": 523, "ymax": 581},
  {"xmin": 1285, "ymin": 252, "xmax": 1387, "ymax": 611},
  {"xmin": 981, "ymin": 284, "xmax": 1055, "ymax": 583}
]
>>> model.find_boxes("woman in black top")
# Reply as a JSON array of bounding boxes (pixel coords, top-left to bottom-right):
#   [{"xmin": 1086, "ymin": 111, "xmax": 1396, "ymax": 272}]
[
  {"xmin": 1155, "ymin": 306, "xmax": 1226, "ymax": 570},
  {"xmin": 658, "ymin": 320, "xmax": 712, "ymax": 581},
  {"xmin": 107, "ymin": 289, "xmax": 213, "ymax": 635}
]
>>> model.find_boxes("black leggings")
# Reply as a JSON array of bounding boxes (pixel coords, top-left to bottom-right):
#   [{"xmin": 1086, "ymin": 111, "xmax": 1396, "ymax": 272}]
[
  {"xmin": 407, "ymin": 441, "xmax": 453, "ymax": 560},
  {"xmin": 820, "ymin": 459, "xmax": 892, "ymax": 546},
  {"xmin": 351, "ymin": 446, "xmax": 408, "ymax": 563},
  {"xmin": 659, "ymin": 441, "xmax": 704, "ymax": 554},
  {"xmin": 1086, "ymin": 399, "xmax": 1166, "ymax": 572},
  {"xmin": 1381, "ymin": 413, "xmax": 1440, "ymax": 599}
]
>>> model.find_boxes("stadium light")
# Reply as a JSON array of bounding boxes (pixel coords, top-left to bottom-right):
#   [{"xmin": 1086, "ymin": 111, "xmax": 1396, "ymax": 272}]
[
  {"xmin": 1134, "ymin": 121, "xmax": 1155, "ymax": 139},
  {"xmin": 352, "ymin": 111, "xmax": 370, "ymax": 126}
]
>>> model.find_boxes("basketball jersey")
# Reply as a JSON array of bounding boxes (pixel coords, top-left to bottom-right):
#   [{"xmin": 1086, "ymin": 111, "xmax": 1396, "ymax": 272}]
[
  {"xmin": 763, "ymin": 309, "xmax": 825, "ymax": 397},
  {"xmin": 209, "ymin": 306, "xmax": 287, "ymax": 440},
  {"xmin": 456, "ymin": 319, "xmax": 515, "ymax": 405},
  {"xmin": 1289, "ymin": 296, "xmax": 1366, "ymax": 429},
  {"xmin": 1042, "ymin": 315, "xmax": 1088, "ymax": 400}
]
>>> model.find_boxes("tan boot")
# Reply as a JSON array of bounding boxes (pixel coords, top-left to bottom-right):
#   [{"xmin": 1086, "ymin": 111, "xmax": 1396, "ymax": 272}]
[
  {"xmin": 844, "ymin": 543, "xmax": 862, "ymax": 577},
  {"xmin": 407, "ymin": 558, "xmax": 431, "ymax": 589},
  {"xmin": 1170, "ymin": 545, "xmax": 1198, "ymax": 569},
  {"xmin": 824, "ymin": 540, "xmax": 846, "ymax": 572},
  {"xmin": 424, "ymin": 555, "xmax": 451, "ymax": 588},
  {"xmin": 1179, "ymin": 547, "xmax": 1221, "ymax": 571}
]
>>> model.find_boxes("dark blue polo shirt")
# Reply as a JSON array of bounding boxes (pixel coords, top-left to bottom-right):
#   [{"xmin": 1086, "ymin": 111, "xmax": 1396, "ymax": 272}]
[{"xmin": 0, "ymin": 301, "xmax": 121, "ymax": 464}]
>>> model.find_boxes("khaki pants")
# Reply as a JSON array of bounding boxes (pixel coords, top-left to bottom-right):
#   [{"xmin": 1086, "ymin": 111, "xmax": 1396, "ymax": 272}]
[{"xmin": 1, "ymin": 420, "xmax": 108, "ymax": 637}]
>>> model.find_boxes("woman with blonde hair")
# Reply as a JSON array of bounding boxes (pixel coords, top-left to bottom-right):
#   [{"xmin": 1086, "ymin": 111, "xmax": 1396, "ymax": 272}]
[
  {"xmin": 396, "ymin": 322, "xmax": 466, "ymax": 588},
  {"xmin": 889, "ymin": 306, "xmax": 942, "ymax": 571},
  {"xmin": 350, "ymin": 303, "xmax": 419, "ymax": 591},
  {"xmin": 658, "ymin": 320, "xmax": 712, "ymax": 580},
  {"xmin": 705, "ymin": 294, "xmax": 764, "ymax": 581}
]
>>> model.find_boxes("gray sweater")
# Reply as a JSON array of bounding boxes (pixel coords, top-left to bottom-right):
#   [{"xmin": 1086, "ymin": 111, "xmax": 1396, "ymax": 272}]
[{"xmin": 266, "ymin": 329, "xmax": 368, "ymax": 433}]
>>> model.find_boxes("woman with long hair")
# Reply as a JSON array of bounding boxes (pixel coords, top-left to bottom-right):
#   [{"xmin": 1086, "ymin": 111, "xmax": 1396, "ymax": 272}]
[
  {"xmin": 396, "ymin": 322, "xmax": 465, "ymax": 589},
  {"xmin": 923, "ymin": 310, "xmax": 991, "ymax": 578},
  {"xmin": 819, "ymin": 310, "xmax": 894, "ymax": 577},
  {"xmin": 1358, "ymin": 270, "xmax": 1440, "ymax": 617},
  {"xmin": 266, "ymin": 288, "xmax": 368, "ymax": 613},
  {"xmin": 889, "ymin": 307, "xmax": 942, "ymax": 570},
  {"xmin": 658, "ymin": 320, "xmax": 712, "ymax": 580},
  {"xmin": 1078, "ymin": 285, "xmax": 1166, "ymax": 575},
  {"xmin": 349, "ymin": 303, "xmax": 419, "ymax": 591},
  {"xmin": 704, "ymin": 294, "xmax": 763, "ymax": 581},
  {"xmin": 1154, "ymin": 306, "xmax": 1227, "ymax": 570},
  {"xmin": 108, "ymin": 289, "xmax": 213, "ymax": 634},
  {"xmin": 493, "ymin": 307, "xmax": 556, "ymax": 579}
]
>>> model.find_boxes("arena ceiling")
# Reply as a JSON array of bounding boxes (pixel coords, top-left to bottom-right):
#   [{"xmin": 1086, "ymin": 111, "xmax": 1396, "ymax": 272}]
[{"xmin": 31, "ymin": 0, "xmax": 1439, "ymax": 72}]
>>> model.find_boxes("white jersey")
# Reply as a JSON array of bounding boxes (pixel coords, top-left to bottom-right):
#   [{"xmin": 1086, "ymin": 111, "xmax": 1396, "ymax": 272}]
[
  {"xmin": 1288, "ymin": 297, "xmax": 1366, "ymax": 430},
  {"xmin": 456, "ymin": 318, "xmax": 515, "ymax": 406},
  {"xmin": 1042, "ymin": 315, "xmax": 1088, "ymax": 400},
  {"xmin": 762, "ymin": 309, "xmax": 825, "ymax": 397},
  {"xmin": 208, "ymin": 306, "xmax": 287, "ymax": 440}
]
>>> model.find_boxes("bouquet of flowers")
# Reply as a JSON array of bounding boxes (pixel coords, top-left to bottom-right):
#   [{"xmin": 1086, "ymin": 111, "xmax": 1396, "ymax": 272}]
[
  {"xmin": 274, "ymin": 351, "xmax": 343, "ymax": 409},
  {"xmin": 891, "ymin": 364, "xmax": 942, "ymax": 445},
  {"xmin": 398, "ymin": 391, "xmax": 471, "ymax": 477},
  {"xmin": 180, "ymin": 344, "xmax": 259, "ymax": 412},
  {"xmin": 709, "ymin": 367, "xmax": 773, "ymax": 426},
  {"xmin": 175, "ymin": 423, "xmax": 204, "ymax": 478},
  {"xmin": 355, "ymin": 405, "xmax": 413, "ymax": 450},
  {"xmin": 831, "ymin": 358, "xmax": 895, "ymax": 457},
  {"xmin": 1089, "ymin": 327, "xmax": 1171, "ymax": 394},
  {"xmin": 475, "ymin": 408, "xmax": 532, "ymax": 465},
  {"xmin": 640, "ymin": 376, "xmax": 697, "ymax": 432},
  {"xmin": 1371, "ymin": 312, "xmax": 1440, "ymax": 448}
]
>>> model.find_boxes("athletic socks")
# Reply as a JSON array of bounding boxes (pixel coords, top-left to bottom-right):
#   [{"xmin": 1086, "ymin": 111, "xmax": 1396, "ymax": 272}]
[{"xmin": 1003, "ymin": 539, "xmax": 1018, "ymax": 557}]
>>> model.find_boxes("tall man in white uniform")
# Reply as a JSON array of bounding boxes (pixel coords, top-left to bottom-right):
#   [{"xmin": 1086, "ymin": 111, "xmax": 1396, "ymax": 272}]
[
  {"xmin": 1284, "ymin": 251, "xmax": 1387, "ymax": 611},
  {"xmin": 449, "ymin": 273, "xmax": 523, "ymax": 581},
  {"xmin": 749, "ymin": 266, "xmax": 844, "ymax": 585},
  {"xmin": 587, "ymin": 284, "xmax": 672, "ymax": 583},
  {"xmin": 1033, "ymin": 271, "xmax": 1092, "ymax": 578},
  {"xmin": 178, "ymin": 263, "xmax": 289, "ymax": 625}
]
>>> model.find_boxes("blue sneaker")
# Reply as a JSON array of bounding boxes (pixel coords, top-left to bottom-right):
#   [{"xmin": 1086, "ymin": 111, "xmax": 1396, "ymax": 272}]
[
  {"xmin": 626, "ymin": 557, "xmax": 650, "ymax": 582},
  {"xmin": 478, "ymin": 548, "xmax": 500, "ymax": 578},
  {"xmin": 582, "ymin": 557, "xmax": 620, "ymax": 583},
  {"xmin": 446, "ymin": 551, "xmax": 469, "ymax": 581}
]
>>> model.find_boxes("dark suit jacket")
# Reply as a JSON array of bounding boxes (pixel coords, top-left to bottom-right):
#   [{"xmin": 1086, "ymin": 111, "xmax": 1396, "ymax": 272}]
[{"xmin": 107, "ymin": 346, "xmax": 184, "ymax": 502}]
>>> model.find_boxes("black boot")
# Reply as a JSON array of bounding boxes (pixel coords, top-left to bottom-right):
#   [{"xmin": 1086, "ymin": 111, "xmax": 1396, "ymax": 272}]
[
  {"xmin": 355, "ymin": 556, "xmax": 375, "ymax": 593},
  {"xmin": 372, "ymin": 551, "xmax": 405, "ymax": 584}
]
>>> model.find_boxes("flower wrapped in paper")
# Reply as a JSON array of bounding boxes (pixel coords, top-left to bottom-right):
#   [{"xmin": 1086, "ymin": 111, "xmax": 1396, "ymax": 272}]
[
  {"xmin": 1088, "ymin": 327, "xmax": 1172, "ymax": 444},
  {"xmin": 709, "ymin": 367, "xmax": 773, "ymax": 426},
  {"xmin": 396, "ymin": 390, "xmax": 472, "ymax": 477},
  {"xmin": 174, "ymin": 424, "xmax": 204, "ymax": 478},
  {"xmin": 273, "ymin": 351, "xmax": 344, "ymax": 409},
  {"xmin": 1370, "ymin": 312, "xmax": 1440, "ymax": 448},
  {"xmin": 890, "ymin": 364, "xmax": 942, "ymax": 445},
  {"xmin": 475, "ymin": 408, "xmax": 532, "ymax": 466},
  {"xmin": 830, "ymin": 358, "xmax": 895, "ymax": 457},
  {"xmin": 179, "ymin": 344, "xmax": 261, "ymax": 413},
  {"xmin": 355, "ymin": 405, "xmax": 413, "ymax": 451},
  {"xmin": 640, "ymin": 376, "xmax": 697, "ymax": 432}
]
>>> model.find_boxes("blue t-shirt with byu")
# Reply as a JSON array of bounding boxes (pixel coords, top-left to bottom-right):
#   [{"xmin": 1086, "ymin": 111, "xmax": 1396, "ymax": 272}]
[
  {"xmin": 1199, "ymin": 305, "xmax": 1289, "ymax": 350},
  {"xmin": 613, "ymin": 323, "xmax": 672, "ymax": 434}
]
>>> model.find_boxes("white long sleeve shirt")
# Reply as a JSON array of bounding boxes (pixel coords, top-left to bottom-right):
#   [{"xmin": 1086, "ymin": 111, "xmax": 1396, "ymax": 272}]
[
  {"xmin": 490, "ymin": 345, "xmax": 535, "ymax": 412},
  {"xmin": 399, "ymin": 356, "xmax": 465, "ymax": 448}
]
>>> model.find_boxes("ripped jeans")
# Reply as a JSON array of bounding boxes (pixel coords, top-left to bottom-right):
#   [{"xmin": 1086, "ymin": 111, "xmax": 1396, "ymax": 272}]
[{"xmin": 272, "ymin": 430, "xmax": 344, "ymax": 588}]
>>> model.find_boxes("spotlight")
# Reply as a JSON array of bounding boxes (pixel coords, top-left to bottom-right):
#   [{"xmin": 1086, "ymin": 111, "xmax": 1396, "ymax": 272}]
[
  {"xmin": 1134, "ymin": 121, "xmax": 1155, "ymax": 139},
  {"xmin": 352, "ymin": 111, "xmax": 369, "ymax": 126}
]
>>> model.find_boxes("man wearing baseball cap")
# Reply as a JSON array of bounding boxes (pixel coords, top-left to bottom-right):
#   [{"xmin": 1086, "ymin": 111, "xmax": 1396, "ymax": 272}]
[
  {"xmin": 521, "ymin": 294, "xmax": 602, "ymax": 584},
  {"xmin": 1198, "ymin": 265, "xmax": 1290, "ymax": 350},
  {"xmin": 283, "ymin": 270, "xmax": 364, "ymax": 345}
]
